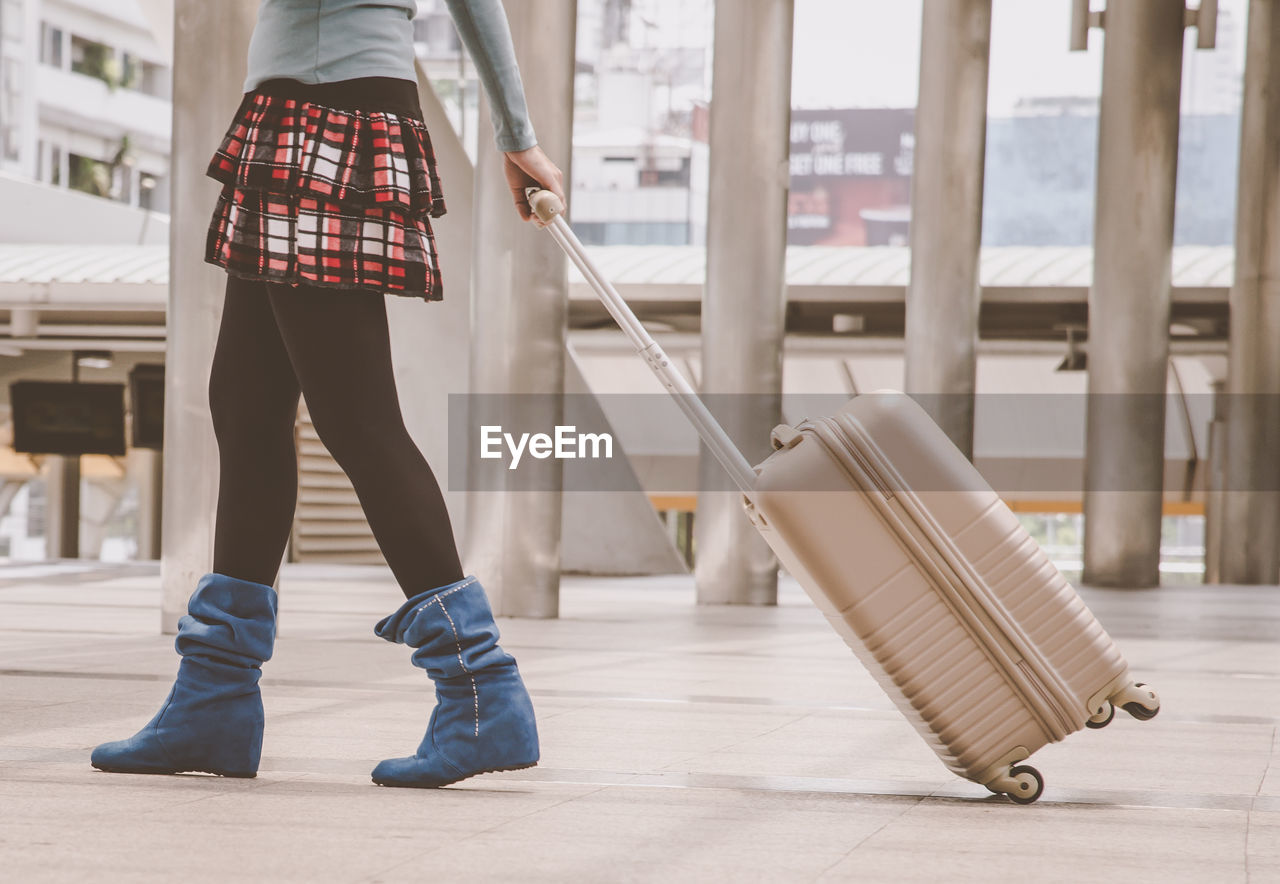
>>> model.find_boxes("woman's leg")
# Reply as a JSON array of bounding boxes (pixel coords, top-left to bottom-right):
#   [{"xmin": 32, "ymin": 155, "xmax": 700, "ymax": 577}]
[
  {"xmin": 260, "ymin": 284, "xmax": 535, "ymax": 789},
  {"xmin": 264, "ymin": 281, "xmax": 465, "ymax": 598},
  {"xmin": 208, "ymin": 274, "xmax": 304, "ymax": 587},
  {"xmin": 90, "ymin": 275, "xmax": 290, "ymax": 777}
]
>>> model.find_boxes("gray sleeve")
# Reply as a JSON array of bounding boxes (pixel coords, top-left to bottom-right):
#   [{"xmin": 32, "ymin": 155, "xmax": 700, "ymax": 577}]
[{"xmin": 443, "ymin": 0, "xmax": 539, "ymax": 152}]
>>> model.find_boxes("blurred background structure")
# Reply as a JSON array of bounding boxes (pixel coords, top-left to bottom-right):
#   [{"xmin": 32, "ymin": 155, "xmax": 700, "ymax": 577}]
[{"xmin": 0, "ymin": 0, "xmax": 1272, "ymax": 617}]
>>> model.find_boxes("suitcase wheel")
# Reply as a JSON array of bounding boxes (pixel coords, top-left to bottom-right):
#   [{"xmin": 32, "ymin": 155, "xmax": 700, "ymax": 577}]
[
  {"xmin": 987, "ymin": 764, "xmax": 1044, "ymax": 805},
  {"xmin": 1085, "ymin": 700, "xmax": 1115, "ymax": 729},
  {"xmin": 1112, "ymin": 682, "xmax": 1161, "ymax": 722}
]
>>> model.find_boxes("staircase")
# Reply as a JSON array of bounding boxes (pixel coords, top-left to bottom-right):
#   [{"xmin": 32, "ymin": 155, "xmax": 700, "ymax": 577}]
[{"xmin": 290, "ymin": 401, "xmax": 385, "ymax": 565}]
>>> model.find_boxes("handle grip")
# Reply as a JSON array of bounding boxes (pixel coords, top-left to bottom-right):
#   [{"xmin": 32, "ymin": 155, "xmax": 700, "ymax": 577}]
[{"xmin": 525, "ymin": 186, "xmax": 565, "ymax": 225}]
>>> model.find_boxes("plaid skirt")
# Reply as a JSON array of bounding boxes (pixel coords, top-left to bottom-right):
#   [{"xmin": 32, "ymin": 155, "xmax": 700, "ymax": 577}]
[{"xmin": 204, "ymin": 77, "xmax": 448, "ymax": 301}]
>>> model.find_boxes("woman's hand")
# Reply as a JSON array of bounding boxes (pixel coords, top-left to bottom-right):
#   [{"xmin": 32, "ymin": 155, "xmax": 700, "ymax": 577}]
[{"xmin": 503, "ymin": 145, "xmax": 566, "ymax": 227}]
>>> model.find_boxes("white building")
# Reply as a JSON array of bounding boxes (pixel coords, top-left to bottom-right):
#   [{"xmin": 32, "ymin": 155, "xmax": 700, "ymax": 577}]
[
  {"xmin": 569, "ymin": 0, "xmax": 713, "ymax": 245},
  {"xmin": 1, "ymin": 0, "xmax": 715, "ymax": 243},
  {"xmin": 0, "ymin": 0, "xmax": 171, "ymax": 212},
  {"xmin": 408, "ymin": 0, "xmax": 712, "ymax": 246}
]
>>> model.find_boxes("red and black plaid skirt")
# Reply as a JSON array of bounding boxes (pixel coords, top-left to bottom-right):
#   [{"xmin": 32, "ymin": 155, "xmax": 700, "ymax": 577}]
[{"xmin": 204, "ymin": 76, "xmax": 448, "ymax": 301}]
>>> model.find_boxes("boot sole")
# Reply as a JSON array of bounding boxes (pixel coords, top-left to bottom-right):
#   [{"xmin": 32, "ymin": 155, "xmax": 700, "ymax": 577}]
[
  {"xmin": 91, "ymin": 761, "xmax": 256, "ymax": 778},
  {"xmin": 372, "ymin": 760, "xmax": 538, "ymax": 789}
]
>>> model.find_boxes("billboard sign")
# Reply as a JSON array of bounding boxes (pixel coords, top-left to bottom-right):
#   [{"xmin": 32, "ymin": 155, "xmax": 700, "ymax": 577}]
[{"xmin": 789, "ymin": 109, "xmax": 915, "ymax": 182}]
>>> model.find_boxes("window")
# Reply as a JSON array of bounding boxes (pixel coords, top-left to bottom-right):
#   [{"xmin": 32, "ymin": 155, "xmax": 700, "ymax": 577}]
[
  {"xmin": 639, "ymin": 157, "xmax": 690, "ymax": 187},
  {"xmin": 116, "ymin": 165, "xmax": 132, "ymax": 203},
  {"xmin": 119, "ymin": 52, "xmax": 140, "ymax": 91},
  {"xmin": 138, "ymin": 60, "xmax": 170, "ymax": 99},
  {"xmin": 70, "ymin": 36, "xmax": 116, "ymax": 87},
  {"xmin": 68, "ymin": 153, "xmax": 110, "ymax": 198},
  {"xmin": 39, "ymin": 23, "xmax": 63, "ymax": 68},
  {"xmin": 39, "ymin": 143, "xmax": 63, "ymax": 185},
  {"xmin": 0, "ymin": 56, "xmax": 19, "ymax": 162}
]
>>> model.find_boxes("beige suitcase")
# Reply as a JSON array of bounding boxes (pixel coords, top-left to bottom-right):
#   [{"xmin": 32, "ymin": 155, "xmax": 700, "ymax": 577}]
[{"xmin": 531, "ymin": 189, "xmax": 1161, "ymax": 804}]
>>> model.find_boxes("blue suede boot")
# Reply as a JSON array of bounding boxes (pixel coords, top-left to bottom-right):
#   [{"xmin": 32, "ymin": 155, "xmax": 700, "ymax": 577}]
[
  {"xmin": 91, "ymin": 572, "xmax": 277, "ymax": 777},
  {"xmin": 371, "ymin": 575, "xmax": 539, "ymax": 787}
]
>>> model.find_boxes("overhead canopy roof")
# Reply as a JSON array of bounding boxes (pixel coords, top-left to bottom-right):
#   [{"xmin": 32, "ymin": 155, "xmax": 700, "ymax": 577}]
[
  {"xmin": 0, "ymin": 243, "xmax": 1233, "ymax": 308},
  {"xmin": 564, "ymin": 245, "xmax": 1233, "ymax": 302},
  {"xmin": 0, "ymin": 244, "xmax": 167, "ymax": 308}
]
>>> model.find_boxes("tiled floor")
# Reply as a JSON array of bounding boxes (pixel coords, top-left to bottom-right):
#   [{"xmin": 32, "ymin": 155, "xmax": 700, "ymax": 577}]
[{"xmin": 1, "ymin": 561, "xmax": 1277, "ymax": 883}]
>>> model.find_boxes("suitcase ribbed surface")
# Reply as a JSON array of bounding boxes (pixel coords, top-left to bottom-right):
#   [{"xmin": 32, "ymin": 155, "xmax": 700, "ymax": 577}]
[
  {"xmin": 956, "ymin": 497, "xmax": 1127, "ymax": 716},
  {"xmin": 754, "ymin": 399, "xmax": 1129, "ymax": 782}
]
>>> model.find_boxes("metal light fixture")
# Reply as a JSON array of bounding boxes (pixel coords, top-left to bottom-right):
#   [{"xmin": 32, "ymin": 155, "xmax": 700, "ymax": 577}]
[{"xmin": 74, "ymin": 349, "xmax": 114, "ymax": 373}]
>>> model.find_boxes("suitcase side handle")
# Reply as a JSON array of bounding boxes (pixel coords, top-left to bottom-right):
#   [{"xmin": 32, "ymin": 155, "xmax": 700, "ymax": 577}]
[
  {"xmin": 770, "ymin": 424, "xmax": 803, "ymax": 451},
  {"xmin": 526, "ymin": 187, "xmax": 760, "ymax": 496}
]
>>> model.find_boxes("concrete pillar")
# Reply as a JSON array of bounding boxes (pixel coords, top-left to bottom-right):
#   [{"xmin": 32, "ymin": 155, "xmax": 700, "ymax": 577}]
[
  {"xmin": 693, "ymin": 0, "xmax": 794, "ymax": 606},
  {"xmin": 1218, "ymin": 0, "xmax": 1280, "ymax": 585},
  {"xmin": 1081, "ymin": 0, "xmax": 1184, "ymax": 588},
  {"xmin": 161, "ymin": 1, "xmax": 258, "ymax": 632},
  {"xmin": 130, "ymin": 446, "xmax": 163, "ymax": 559},
  {"xmin": 1203, "ymin": 379, "xmax": 1227, "ymax": 584},
  {"xmin": 461, "ymin": 0, "xmax": 576, "ymax": 618},
  {"xmin": 44, "ymin": 455, "xmax": 79, "ymax": 558},
  {"xmin": 904, "ymin": 0, "xmax": 992, "ymax": 459},
  {"xmin": 80, "ymin": 478, "xmax": 125, "ymax": 559}
]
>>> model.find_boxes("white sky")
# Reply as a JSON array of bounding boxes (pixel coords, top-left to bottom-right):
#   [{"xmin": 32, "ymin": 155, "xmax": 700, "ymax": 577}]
[{"xmin": 789, "ymin": 0, "xmax": 1249, "ymax": 114}]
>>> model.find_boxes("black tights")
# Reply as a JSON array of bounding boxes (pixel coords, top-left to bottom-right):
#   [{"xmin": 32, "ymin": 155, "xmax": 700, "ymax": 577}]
[{"xmin": 207, "ymin": 274, "xmax": 464, "ymax": 598}]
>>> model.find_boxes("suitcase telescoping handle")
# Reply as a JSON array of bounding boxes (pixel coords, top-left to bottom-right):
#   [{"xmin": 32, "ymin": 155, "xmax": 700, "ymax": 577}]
[{"xmin": 526, "ymin": 187, "xmax": 759, "ymax": 496}]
